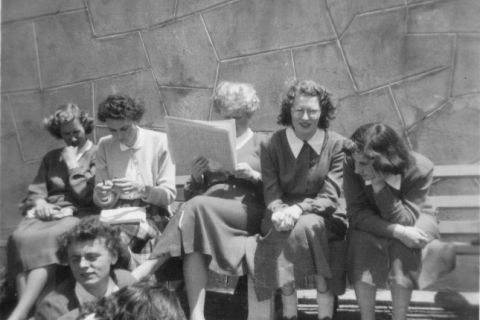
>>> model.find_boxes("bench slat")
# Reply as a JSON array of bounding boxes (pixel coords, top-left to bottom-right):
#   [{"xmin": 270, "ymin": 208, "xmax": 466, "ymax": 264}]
[
  {"xmin": 429, "ymin": 195, "xmax": 480, "ymax": 208},
  {"xmin": 439, "ymin": 220, "xmax": 480, "ymax": 234}
]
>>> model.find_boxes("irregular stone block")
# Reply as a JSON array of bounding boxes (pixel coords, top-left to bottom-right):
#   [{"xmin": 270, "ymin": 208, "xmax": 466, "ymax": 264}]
[
  {"xmin": 94, "ymin": 70, "xmax": 166, "ymax": 128},
  {"xmin": 36, "ymin": 11, "xmax": 148, "ymax": 87},
  {"xmin": 142, "ymin": 15, "xmax": 217, "ymax": 87},
  {"xmin": 161, "ymin": 87, "xmax": 212, "ymax": 120},
  {"xmin": 331, "ymin": 88, "xmax": 404, "ymax": 138},
  {"xmin": 392, "ymin": 68, "xmax": 451, "ymax": 127},
  {"xmin": 453, "ymin": 35, "xmax": 480, "ymax": 96},
  {"xmin": 204, "ymin": 0, "xmax": 335, "ymax": 59},
  {"xmin": 293, "ymin": 42, "xmax": 355, "ymax": 98},
  {"xmin": 87, "ymin": 0, "xmax": 175, "ymax": 36},
  {"xmin": 7, "ymin": 82, "xmax": 93, "ymax": 161},
  {"xmin": 177, "ymin": 0, "xmax": 228, "ymax": 17},
  {"xmin": 408, "ymin": 0, "xmax": 480, "ymax": 33},
  {"xmin": 341, "ymin": 8, "xmax": 453, "ymax": 91},
  {"xmin": 408, "ymin": 94, "xmax": 480, "ymax": 164},
  {"xmin": 1, "ymin": 101, "xmax": 37, "ymax": 229},
  {"xmin": 2, "ymin": 0, "xmax": 83, "ymax": 22},
  {"xmin": 1, "ymin": 22, "xmax": 39, "ymax": 92},
  {"xmin": 218, "ymin": 51, "xmax": 295, "ymax": 131},
  {"xmin": 326, "ymin": 0, "xmax": 402, "ymax": 36}
]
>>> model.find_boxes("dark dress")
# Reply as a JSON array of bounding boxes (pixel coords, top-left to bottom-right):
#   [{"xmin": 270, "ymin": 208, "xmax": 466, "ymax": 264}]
[
  {"xmin": 249, "ymin": 129, "xmax": 348, "ymax": 300},
  {"xmin": 343, "ymin": 152, "xmax": 442, "ymax": 289},
  {"xmin": 150, "ymin": 133, "xmax": 266, "ymax": 276},
  {"xmin": 10, "ymin": 144, "xmax": 98, "ymax": 271}
]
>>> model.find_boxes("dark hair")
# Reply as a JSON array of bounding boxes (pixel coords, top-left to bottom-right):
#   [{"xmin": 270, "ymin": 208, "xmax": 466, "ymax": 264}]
[
  {"xmin": 43, "ymin": 103, "xmax": 94, "ymax": 139},
  {"xmin": 97, "ymin": 94, "xmax": 145, "ymax": 122},
  {"xmin": 277, "ymin": 79, "xmax": 336, "ymax": 129},
  {"xmin": 345, "ymin": 122, "xmax": 411, "ymax": 174},
  {"xmin": 57, "ymin": 216, "xmax": 127, "ymax": 268},
  {"xmin": 81, "ymin": 280, "xmax": 186, "ymax": 320}
]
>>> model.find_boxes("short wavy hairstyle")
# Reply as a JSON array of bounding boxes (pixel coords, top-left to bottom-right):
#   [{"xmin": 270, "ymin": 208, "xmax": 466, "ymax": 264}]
[
  {"xmin": 212, "ymin": 81, "xmax": 260, "ymax": 118},
  {"xmin": 97, "ymin": 94, "xmax": 145, "ymax": 123},
  {"xmin": 277, "ymin": 79, "xmax": 336, "ymax": 129},
  {"xmin": 344, "ymin": 122, "xmax": 411, "ymax": 175},
  {"xmin": 57, "ymin": 216, "xmax": 128, "ymax": 268},
  {"xmin": 43, "ymin": 103, "xmax": 94, "ymax": 139},
  {"xmin": 80, "ymin": 280, "xmax": 186, "ymax": 320}
]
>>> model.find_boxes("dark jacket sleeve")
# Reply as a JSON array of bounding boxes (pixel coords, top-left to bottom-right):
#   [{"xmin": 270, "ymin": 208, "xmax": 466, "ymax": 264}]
[
  {"xmin": 297, "ymin": 136, "xmax": 344, "ymax": 215},
  {"xmin": 67, "ymin": 147, "xmax": 97, "ymax": 206},
  {"xmin": 261, "ymin": 135, "xmax": 287, "ymax": 215}
]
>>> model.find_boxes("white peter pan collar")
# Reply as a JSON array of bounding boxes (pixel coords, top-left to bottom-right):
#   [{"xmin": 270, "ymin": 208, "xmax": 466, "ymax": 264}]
[{"xmin": 286, "ymin": 127, "xmax": 324, "ymax": 159}]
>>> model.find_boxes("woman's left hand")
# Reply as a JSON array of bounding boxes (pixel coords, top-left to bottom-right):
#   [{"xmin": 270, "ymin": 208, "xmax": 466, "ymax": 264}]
[
  {"xmin": 234, "ymin": 162, "xmax": 261, "ymax": 182},
  {"xmin": 112, "ymin": 178, "xmax": 146, "ymax": 196},
  {"xmin": 271, "ymin": 205, "xmax": 302, "ymax": 232}
]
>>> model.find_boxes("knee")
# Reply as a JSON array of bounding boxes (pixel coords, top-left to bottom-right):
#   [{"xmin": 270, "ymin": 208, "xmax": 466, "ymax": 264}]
[{"xmin": 295, "ymin": 215, "xmax": 325, "ymax": 231}]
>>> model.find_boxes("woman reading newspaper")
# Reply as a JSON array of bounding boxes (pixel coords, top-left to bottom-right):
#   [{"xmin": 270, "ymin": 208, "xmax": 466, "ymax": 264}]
[{"xmin": 133, "ymin": 81, "xmax": 266, "ymax": 320}]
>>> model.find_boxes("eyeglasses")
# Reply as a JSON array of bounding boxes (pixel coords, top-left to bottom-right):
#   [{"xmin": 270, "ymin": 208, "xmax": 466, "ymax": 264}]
[{"xmin": 292, "ymin": 108, "xmax": 321, "ymax": 117}]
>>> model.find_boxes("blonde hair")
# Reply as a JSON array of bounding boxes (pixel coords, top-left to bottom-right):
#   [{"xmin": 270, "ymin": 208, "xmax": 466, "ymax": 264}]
[{"xmin": 212, "ymin": 81, "xmax": 260, "ymax": 117}]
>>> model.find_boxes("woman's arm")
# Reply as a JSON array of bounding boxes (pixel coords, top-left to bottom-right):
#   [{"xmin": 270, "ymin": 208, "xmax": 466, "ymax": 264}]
[
  {"xmin": 261, "ymin": 138, "xmax": 287, "ymax": 214},
  {"xmin": 297, "ymin": 139, "xmax": 344, "ymax": 215},
  {"xmin": 142, "ymin": 141, "xmax": 176, "ymax": 207},
  {"xmin": 67, "ymin": 147, "xmax": 96, "ymax": 206}
]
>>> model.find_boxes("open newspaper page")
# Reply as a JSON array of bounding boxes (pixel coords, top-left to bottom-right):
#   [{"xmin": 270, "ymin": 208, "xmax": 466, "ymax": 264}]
[{"xmin": 165, "ymin": 116, "xmax": 237, "ymax": 175}]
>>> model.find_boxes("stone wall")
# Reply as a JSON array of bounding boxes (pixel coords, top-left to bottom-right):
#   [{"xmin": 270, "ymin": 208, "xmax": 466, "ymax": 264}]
[{"xmin": 1, "ymin": 0, "xmax": 479, "ymax": 246}]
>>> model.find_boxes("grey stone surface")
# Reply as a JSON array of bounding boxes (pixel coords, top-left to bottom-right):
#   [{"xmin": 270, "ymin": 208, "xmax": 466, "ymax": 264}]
[
  {"xmin": 326, "ymin": 0, "xmax": 403, "ymax": 36},
  {"xmin": 2, "ymin": 0, "xmax": 83, "ymax": 22},
  {"xmin": 218, "ymin": 51, "xmax": 295, "ymax": 131},
  {"xmin": 0, "ymin": 102, "xmax": 37, "ymax": 238},
  {"xmin": 161, "ymin": 87, "xmax": 213, "ymax": 120},
  {"xmin": 94, "ymin": 70, "xmax": 167, "ymax": 128},
  {"xmin": 453, "ymin": 35, "xmax": 480, "ymax": 97},
  {"xmin": 330, "ymin": 88, "xmax": 404, "ymax": 138},
  {"xmin": 293, "ymin": 41, "xmax": 356, "ymax": 99},
  {"xmin": 177, "ymin": 0, "xmax": 229, "ymax": 17},
  {"xmin": 408, "ymin": 0, "xmax": 480, "ymax": 33},
  {"xmin": 36, "ymin": 11, "xmax": 148, "ymax": 87},
  {"xmin": 408, "ymin": 94, "xmax": 480, "ymax": 164},
  {"xmin": 8, "ymin": 83, "xmax": 92, "ymax": 161},
  {"xmin": 392, "ymin": 68, "xmax": 451, "ymax": 127},
  {"xmin": 1, "ymin": 22, "xmax": 40, "ymax": 92},
  {"xmin": 203, "ymin": 0, "xmax": 335, "ymax": 59},
  {"xmin": 142, "ymin": 15, "xmax": 218, "ymax": 87},
  {"xmin": 87, "ymin": 0, "xmax": 176, "ymax": 36},
  {"xmin": 341, "ymin": 8, "xmax": 452, "ymax": 91}
]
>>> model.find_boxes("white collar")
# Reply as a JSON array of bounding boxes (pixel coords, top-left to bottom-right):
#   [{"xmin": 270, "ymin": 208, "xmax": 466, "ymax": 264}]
[
  {"xmin": 236, "ymin": 128, "xmax": 254, "ymax": 150},
  {"xmin": 364, "ymin": 174, "xmax": 402, "ymax": 190},
  {"xmin": 286, "ymin": 127, "xmax": 324, "ymax": 159},
  {"xmin": 76, "ymin": 140, "xmax": 93, "ymax": 161},
  {"xmin": 119, "ymin": 126, "xmax": 143, "ymax": 151},
  {"xmin": 74, "ymin": 277, "xmax": 119, "ymax": 306}
]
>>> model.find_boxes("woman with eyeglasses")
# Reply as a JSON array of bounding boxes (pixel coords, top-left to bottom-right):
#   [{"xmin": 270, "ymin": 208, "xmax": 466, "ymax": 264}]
[
  {"xmin": 249, "ymin": 80, "xmax": 347, "ymax": 320},
  {"xmin": 133, "ymin": 81, "xmax": 267, "ymax": 320}
]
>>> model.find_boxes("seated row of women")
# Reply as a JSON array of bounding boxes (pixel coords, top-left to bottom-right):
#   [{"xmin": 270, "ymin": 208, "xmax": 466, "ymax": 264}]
[{"xmin": 7, "ymin": 79, "xmax": 446, "ymax": 320}]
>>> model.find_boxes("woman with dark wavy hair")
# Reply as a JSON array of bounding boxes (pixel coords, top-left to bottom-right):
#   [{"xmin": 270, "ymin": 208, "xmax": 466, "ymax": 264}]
[
  {"xmin": 8, "ymin": 104, "xmax": 98, "ymax": 320},
  {"xmin": 249, "ymin": 80, "xmax": 347, "ymax": 320},
  {"xmin": 343, "ymin": 123, "xmax": 444, "ymax": 320}
]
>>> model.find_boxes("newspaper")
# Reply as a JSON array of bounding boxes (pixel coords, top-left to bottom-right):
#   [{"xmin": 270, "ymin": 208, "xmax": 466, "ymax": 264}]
[{"xmin": 165, "ymin": 116, "xmax": 236, "ymax": 175}]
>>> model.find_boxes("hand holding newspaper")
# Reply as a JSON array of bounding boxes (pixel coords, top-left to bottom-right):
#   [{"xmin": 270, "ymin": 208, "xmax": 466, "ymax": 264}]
[{"xmin": 165, "ymin": 116, "xmax": 237, "ymax": 176}]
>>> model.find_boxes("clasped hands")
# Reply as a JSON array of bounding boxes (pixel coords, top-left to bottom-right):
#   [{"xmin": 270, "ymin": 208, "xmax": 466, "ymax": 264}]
[
  {"xmin": 191, "ymin": 156, "xmax": 261, "ymax": 183},
  {"xmin": 95, "ymin": 178, "xmax": 146, "ymax": 200},
  {"xmin": 271, "ymin": 205, "xmax": 303, "ymax": 232},
  {"xmin": 394, "ymin": 224, "xmax": 430, "ymax": 249}
]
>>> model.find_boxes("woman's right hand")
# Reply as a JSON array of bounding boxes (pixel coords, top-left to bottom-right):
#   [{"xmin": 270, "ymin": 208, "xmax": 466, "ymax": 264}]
[
  {"xmin": 394, "ymin": 225, "xmax": 429, "ymax": 248},
  {"xmin": 271, "ymin": 205, "xmax": 303, "ymax": 232},
  {"xmin": 32, "ymin": 199, "xmax": 59, "ymax": 221},
  {"xmin": 191, "ymin": 156, "xmax": 209, "ymax": 183}
]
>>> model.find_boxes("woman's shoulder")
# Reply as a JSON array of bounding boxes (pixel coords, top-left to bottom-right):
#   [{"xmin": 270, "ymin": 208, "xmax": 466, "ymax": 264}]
[
  {"xmin": 409, "ymin": 151, "xmax": 434, "ymax": 176},
  {"xmin": 326, "ymin": 130, "xmax": 347, "ymax": 145},
  {"xmin": 139, "ymin": 127, "xmax": 167, "ymax": 143},
  {"xmin": 112, "ymin": 269, "xmax": 136, "ymax": 288},
  {"xmin": 264, "ymin": 129, "xmax": 286, "ymax": 146}
]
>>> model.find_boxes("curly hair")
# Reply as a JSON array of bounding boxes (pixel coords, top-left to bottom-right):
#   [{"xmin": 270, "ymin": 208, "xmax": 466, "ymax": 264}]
[
  {"xmin": 80, "ymin": 280, "xmax": 186, "ymax": 320},
  {"xmin": 57, "ymin": 216, "xmax": 127, "ymax": 268},
  {"xmin": 97, "ymin": 94, "xmax": 145, "ymax": 122},
  {"xmin": 212, "ymin": 81, "xmax": 260, "ymax": 118},
  {"xmin": 344, "ymin": 122, "xmax": 411, "ymax": 175},
  {"xmin": 43, "ymin": 103, "xmax": 94, "ymax": 139},
  {"xmin": 277, "ymin": 79, "xmax": 336, "ymax": 129}
]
